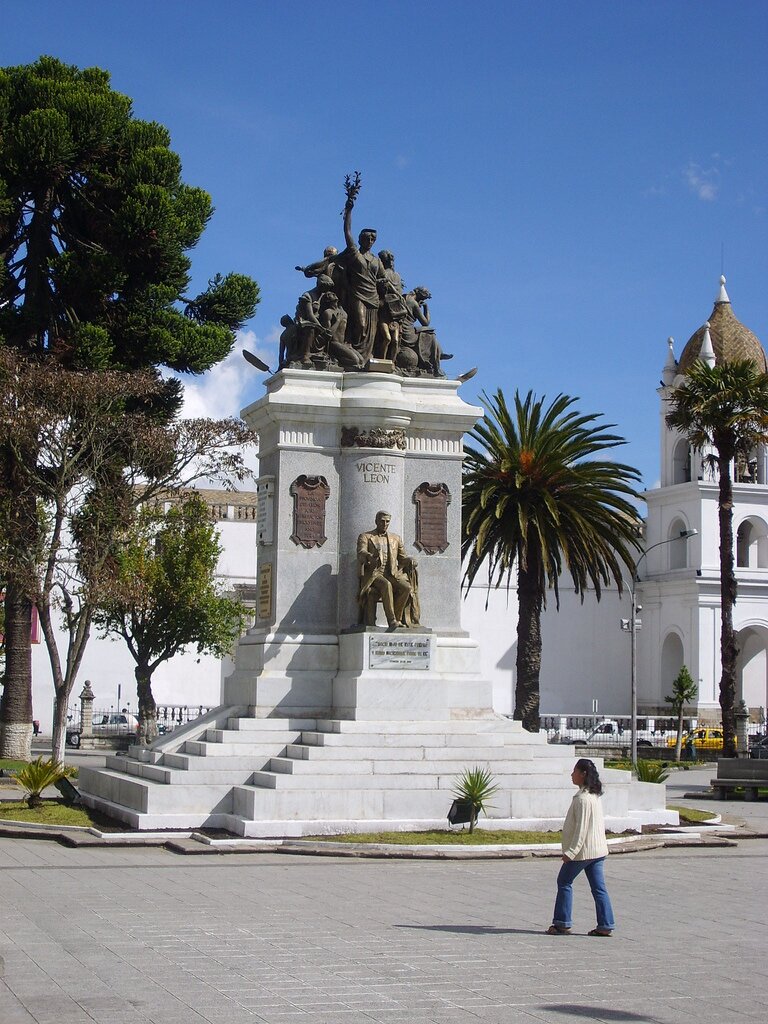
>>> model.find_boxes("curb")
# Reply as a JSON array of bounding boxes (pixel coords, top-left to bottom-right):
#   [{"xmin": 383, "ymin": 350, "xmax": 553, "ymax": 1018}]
[{"xmin": 0, "ymin": 820, "xmax": 749, "ymax": 856}]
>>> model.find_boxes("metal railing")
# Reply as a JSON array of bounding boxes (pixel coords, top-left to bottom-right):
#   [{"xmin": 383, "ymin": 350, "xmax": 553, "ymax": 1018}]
[
  {"xmin": 66, "ymin": 704, "xmax": 214, "ymax": 737},
  {"xmin": 540, "ymin": 714, "xmax": 765, "ymax": 755}
]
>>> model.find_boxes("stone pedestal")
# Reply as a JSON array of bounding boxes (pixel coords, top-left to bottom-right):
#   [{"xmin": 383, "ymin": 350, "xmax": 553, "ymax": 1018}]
[{"xmin": 224, "ymin": 368, "xmax": 485, "ymax": 719}]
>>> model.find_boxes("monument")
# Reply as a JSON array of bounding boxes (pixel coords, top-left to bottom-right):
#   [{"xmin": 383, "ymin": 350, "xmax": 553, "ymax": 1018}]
[{"xmin": 77, "ymin": 177, "xmax": 673, "ymax": 836}]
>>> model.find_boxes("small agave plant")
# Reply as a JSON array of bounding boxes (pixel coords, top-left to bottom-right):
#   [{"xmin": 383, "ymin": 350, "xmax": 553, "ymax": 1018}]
[
  {"xmin": 14, "ymin": 757, "xmax": 75, "ymax": 809},
  {"xmin": 452, "ymin": 766, "xmax": 499, "ymax": 833},
  {"xmin": 633, "ymin": 759, "xmax": 670, "ymax": 784}
]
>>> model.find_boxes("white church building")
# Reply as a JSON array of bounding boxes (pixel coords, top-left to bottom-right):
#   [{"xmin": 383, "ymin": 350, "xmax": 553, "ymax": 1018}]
[{"xmin": 29, "ymin": 278, "xmax": 768, "ymax": 732}]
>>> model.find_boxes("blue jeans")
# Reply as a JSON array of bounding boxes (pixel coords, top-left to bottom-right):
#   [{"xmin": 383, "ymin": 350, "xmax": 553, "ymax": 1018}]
[{"xmin": 553, "ymin": 856, "xmax": 615, "ymax": 930}]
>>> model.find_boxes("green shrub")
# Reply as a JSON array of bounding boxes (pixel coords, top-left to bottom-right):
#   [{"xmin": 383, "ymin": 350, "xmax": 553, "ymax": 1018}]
[
  {"xmin": 634, "ymin": 759, "xmax": 670, "ymax": 783},
  {"xmin": 452, "ymin": 766, "xmax": 499, "ymax": 833},
  {"xmin": 13, "ymin": 758, "xmax": 76, "ymax": 809}
]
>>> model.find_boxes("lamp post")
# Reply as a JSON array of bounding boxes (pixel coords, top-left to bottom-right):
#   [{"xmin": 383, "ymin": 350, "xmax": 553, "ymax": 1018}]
[{"xmin": 622, "ymin": 528, "xmax": 697, "ymax": 767}]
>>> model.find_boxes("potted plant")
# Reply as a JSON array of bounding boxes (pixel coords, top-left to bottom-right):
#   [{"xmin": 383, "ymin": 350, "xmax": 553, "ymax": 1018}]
[{"xmin": 451, "ymin": 766, "xmax": 499, "ymax": 833}]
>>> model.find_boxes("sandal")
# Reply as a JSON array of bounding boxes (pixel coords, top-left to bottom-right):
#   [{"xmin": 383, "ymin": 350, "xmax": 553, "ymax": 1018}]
[
  {"xmin": 546, "ymin": 925, "xmax": 572, "ymax": 935},
  {"xmin": 588, "ymin": 928, "xmax": 613, "ymax": 937}
]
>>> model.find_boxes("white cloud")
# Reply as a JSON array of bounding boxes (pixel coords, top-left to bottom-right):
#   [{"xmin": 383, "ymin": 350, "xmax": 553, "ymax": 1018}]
[
  {"xmin": 176, "ymin": 327, "xmax": 278, "ymax": 421},
  {"xmin": 684, "ymin": 162, "xmax": 719, "ymax": 201},
  {"xmin": 163, "ymin": 327, "xmax": 279, "ymax": 484}
]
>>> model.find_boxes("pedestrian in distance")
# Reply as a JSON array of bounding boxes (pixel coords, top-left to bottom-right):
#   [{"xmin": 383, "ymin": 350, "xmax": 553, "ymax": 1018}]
[{"xmin": 547, "ymin": 758, "xmax": 615, "ymax": 936}]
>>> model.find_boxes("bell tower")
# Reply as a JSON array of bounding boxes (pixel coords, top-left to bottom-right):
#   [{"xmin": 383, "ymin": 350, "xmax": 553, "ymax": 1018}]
[{"xmin": 640, "ymin": 277, "xmax": 768, "ymax": 723}]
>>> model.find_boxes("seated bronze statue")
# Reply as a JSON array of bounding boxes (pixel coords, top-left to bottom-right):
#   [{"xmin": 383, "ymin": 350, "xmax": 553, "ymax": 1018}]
[{"xmin": 357, "ymin": 511, "xmax": 420, "ymax": 628}]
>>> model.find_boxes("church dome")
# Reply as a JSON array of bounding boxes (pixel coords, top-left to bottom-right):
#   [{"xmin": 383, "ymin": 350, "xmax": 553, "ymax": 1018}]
[{"xmin": 677, "ymin": 277, "xmax": 767, "ymax": 375}]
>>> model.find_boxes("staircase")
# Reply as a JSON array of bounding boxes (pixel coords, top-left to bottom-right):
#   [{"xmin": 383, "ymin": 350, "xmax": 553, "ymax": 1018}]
[{"xmin": 77, "ymin": 709, "xmax": 673, "ymax": 836}]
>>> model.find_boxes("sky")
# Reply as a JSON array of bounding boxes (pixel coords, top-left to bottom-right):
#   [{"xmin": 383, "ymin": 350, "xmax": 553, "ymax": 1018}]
[{"xmin": 3, "ymin": 0, "xmax": 767, "ymax": 493}]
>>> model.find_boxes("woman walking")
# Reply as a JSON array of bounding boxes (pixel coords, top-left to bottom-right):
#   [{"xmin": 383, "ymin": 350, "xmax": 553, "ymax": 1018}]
[{"xmin": 547, "ymin": 758, "xmax": 615, "ymax": 936}]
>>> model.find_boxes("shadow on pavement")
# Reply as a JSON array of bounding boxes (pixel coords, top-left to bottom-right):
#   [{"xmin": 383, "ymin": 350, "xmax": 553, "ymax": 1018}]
[
  {"xmin": 540, "ymin": 1007, "xmax": 657, "ymax": 1022},
  {"xmin": 395, "ymin": 923, "xmax": 545, "ymax": 935}
]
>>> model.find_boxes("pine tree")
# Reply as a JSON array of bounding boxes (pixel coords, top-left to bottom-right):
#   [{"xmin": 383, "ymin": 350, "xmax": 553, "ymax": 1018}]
[
  {"xmin": 664, "ymin": 666, "xmax": 698, "ymax": 762},
  {"xmin": 0, "ymin": 57, "xmax": 259, "ymax": 757}
]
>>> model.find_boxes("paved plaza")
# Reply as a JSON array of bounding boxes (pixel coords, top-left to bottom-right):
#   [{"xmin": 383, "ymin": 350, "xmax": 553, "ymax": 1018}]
[{"xmin": 1, "ymin": 767, "xmax": 766, "ymax": 1024}]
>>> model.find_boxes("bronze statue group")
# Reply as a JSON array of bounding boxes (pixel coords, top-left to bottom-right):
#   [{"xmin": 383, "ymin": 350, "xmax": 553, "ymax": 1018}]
[{"xmin": 280, "ymin": 174, "xmax": 450, "ymax": 377}]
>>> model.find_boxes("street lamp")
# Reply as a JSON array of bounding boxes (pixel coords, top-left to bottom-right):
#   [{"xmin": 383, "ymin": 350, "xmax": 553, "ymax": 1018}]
[{"xmin": 621, "ymin": 528, "xmax": 698, "ymax": 766}]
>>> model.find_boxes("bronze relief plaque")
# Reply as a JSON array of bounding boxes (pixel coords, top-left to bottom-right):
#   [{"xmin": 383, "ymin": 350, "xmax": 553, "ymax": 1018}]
[
  {"xmin": 257, "ymin": 563, "xmax": 273, "ymax": 621},
  {"xmin": 290, "ymin": 475, "xmax": 330, "ymax": 548},
  {"xmin": 413, "ymin": 482, "xmax": 451, "ymax": 554}
]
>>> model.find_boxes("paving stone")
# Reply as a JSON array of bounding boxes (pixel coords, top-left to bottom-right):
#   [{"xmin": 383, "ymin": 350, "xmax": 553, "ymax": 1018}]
[{"xmin": 0, "ymin": 837, "xmax": 767, "ymax": 1023}]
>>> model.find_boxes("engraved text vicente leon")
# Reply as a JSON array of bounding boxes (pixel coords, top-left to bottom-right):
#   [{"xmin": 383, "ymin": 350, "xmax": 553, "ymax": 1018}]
[{"xmin": 356, "ymin": 460, "xmax": 397, "ymax": 484}]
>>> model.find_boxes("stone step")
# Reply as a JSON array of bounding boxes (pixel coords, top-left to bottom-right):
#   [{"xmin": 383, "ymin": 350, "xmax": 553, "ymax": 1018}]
[
  {"xmin": 313, "ymin": 719, "xmax": 545, "ymax": 743},
  {"xmin": 79, "ymin": 765, "xmax": 236, "ymax": 815},
  {"xmin": 299, "ymin": 730, "xmax": 516, "ymax": 749},
  {"xmin": 251, "ymin": 761, "xmax": 567, "ymax": 788},
  {"xmin": 202, "ymin": 729, "xmax": 302, "ymax": 745},
  {"xmin": 249, "ymin": 772, "xmax": 444, "ymax": 791},
  {"xmin": 225, "ymin": 717, "xmax": 317, "ymax": 732},
  {"xmin": 231, "ymin": 782, "xmax": 576, "ymax": 824},
  {"xmin": 183, "ymin": 739, "xmax": 290, "ymax": 757},
  {"xmin": 112, "ymin": 759, "xmax": 254, "ymax": 786},
  {"xmin": 163, "ymin": 751, "xmax": 275, "ymax": 771},
  {"xmin": 285, "ymin": 742, "xmax": 556, "ymax": 762}
]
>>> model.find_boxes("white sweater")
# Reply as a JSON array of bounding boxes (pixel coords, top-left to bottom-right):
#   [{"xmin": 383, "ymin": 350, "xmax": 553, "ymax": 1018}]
[{"xmin": 561, "ymin": 788, "xmax": 609, "ymax": 861}]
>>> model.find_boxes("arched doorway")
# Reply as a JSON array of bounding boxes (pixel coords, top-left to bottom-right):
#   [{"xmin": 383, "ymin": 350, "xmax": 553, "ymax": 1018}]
[
  {"xmin": 736, "ymin": 517, "xmax": 768, "ymax": 568},
  {"xmin": 661, "ymin": 632, "xmax": 685, "ymax": 696},
  {"xmin": 736, "ymin": 625, "xmax": 768, "ymax": 717},
  {"xmin": 668, "ymin": 519, "xmax": 690, "ymax": 570},
  {"xmin": 671, "ymin": 439, "xmax": 691, "ymax": 484}
]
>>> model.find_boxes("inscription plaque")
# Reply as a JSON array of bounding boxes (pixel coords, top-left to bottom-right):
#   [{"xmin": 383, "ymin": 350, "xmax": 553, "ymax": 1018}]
[
  {"xmin": 257, "ymin": 563, "xmax": 273, "ymax": 621},
  {"xmin": 369, "ymin": 634, "xmax": 431, "ymax": 670},
  {"xmin": 256, "ymin": 476, "xmax": 274, "ymax": 545},
  {"xmin": 290, "ymin": 475, "xmax": 330, "ymax": 548},
  {"xmin": 413, "ymin": 482, "xmax": 451, "ymax": 554}
]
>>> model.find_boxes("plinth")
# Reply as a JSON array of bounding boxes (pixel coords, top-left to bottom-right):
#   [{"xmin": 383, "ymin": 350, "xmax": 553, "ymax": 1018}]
[{"xmin": 223, "ymin": 368, "xmax": 494, "ymax": 720}]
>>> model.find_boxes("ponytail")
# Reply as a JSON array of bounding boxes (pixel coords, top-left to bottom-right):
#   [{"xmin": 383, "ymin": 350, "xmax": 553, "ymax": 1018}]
[{"xmin": 575, "ymin": 758, "xmax": 603, "ymax": 796}]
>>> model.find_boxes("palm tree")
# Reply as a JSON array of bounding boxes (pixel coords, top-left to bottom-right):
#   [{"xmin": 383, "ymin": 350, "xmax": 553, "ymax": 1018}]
[
  {"xmin": 462, "ymin": 390, "xmax": 642, "ymax": 732},
  {"xmin": 666, "ymin": 359, "xmax": 768, "ymax": 757}
]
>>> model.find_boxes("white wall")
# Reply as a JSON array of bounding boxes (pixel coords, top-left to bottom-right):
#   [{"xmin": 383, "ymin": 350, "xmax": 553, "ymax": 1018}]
[{"xmin": 460, "ymin": 581, "xmax": 630, "ymax": 716}]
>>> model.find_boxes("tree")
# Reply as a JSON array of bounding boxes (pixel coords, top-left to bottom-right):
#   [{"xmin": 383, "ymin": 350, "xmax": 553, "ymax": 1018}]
[
  {"xmin": 0, "ymin": 57, "xmax": 259, "ymax": 757},
  {"xmin": 664, "ymin": 665, "xmax": 698, "ymax": 762},
  {"xmin": 462, "ymin": 390, "xmax": 642, "ymax": 731},
  {"xmin": 0, "ymin": 348, "xmax": 256, "ymax": 761},
  {"xmin": 666, "ymin": 359, "xmax": 768, "ymax": 757},
  {"xmin": 93, "ymin": 494, "xmax": 248, "ymax": 744}
]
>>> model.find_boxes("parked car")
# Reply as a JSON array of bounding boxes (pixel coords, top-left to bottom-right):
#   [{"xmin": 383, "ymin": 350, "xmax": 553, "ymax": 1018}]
[
  {"xmin": 572, "ymin": 720, "xmax": 654, "ymax": 748},
  {"xmin": 66, "ymin": 712, "xmax": 139, "ymax": 748},
  {"xmin": 667, "ymin": 726, "xmax": 724, "ymax": 751},
  {"xmin": 749, "ymin": 736, "xmax": 768, "ymax": 759}
]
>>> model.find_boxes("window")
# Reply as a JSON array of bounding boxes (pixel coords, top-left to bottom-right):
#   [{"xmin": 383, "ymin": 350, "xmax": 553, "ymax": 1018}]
[
  {"xmin": 671, "ymin": 439, "xmax": 691, "ymax": 485},
  {"xmin": 736, "ymin": 518, "xmax": 768, "ymax": 569}
]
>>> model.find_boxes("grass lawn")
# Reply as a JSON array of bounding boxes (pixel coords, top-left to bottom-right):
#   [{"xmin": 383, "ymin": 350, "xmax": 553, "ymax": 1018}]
[
  {"xmin": 1, "ymin": 758, "xmax": 79, "ymax": 778},
  {"xmin": 605, "ymin": 758, "xmax": 707, "ymax": 771},
  {"xmin": 0, "ymin": 758, "xmax": 31, "ymax": 785},
  {"xmin": 310, "ymin": 828, "xmax": 562, "ymax": 844},
  {"xmin": 667, "ymin": 805, "xmax": 717, "ymax": 823},
  {"xmin": 0, "ymin": 798, "xmax": 125, "ymax": 831},
  {"xmin": 308, "ymin": 828, "xmax": 635, "ymax": 845}
]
